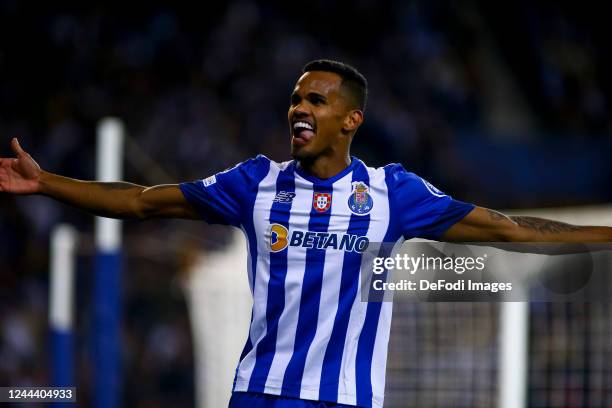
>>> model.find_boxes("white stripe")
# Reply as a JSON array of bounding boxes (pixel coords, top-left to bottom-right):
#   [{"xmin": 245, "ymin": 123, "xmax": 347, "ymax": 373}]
[
  {"xmin": 370, "ymin": 237, "xmax": 404, "ymax": 407},
  {"xmin": 299, "ymin": 172, "xmax": 354, "ymax": 400},
  {"xmin": 264, "ymin": 176, "xmax": 313, "ymax": 393},
  {"xmin": 370, "ymin": 301, "xmax": 393, "ymax": 408},
  {"xmin": 337, "ymin": 166, "xmax": 391, "ymax": 405},
  {"xmin": 364, "ymin": 167, "xmax": 394, "ymax": 407},
  {"xmin": 234, "ymin": 163, "xmax": 278, "ymax": 391}
]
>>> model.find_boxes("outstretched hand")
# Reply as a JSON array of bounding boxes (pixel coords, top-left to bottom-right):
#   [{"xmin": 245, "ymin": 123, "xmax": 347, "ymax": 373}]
[{"xmin": 0, "ymin": 138, "xmax": 42, "ymax": 194}]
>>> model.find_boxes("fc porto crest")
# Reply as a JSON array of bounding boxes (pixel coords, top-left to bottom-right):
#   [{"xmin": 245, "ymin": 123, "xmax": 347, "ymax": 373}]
[
  {"xmin": 348, "ymin": 181, "xmax": 373, "ymax": 215},
  {"xmin": 313, "ymin": 192, "xmax": 332, "ymax": 213}
]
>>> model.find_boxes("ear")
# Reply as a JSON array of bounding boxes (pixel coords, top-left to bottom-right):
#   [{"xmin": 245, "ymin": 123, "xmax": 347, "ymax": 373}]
[{"xmin": 342, "ymin": 110, "xmax": 364, "ymax": 133}]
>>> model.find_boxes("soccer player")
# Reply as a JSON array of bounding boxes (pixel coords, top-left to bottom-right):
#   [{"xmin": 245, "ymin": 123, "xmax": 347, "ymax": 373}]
[{"xmin": 1, "ymin": 60, "xmax": 611, "ymax": 408}]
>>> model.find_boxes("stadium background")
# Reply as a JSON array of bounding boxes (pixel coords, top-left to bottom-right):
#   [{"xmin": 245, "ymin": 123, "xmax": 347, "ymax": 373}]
[{"xmin": 1, "ymin": 1, "xmax": 611, "ymax": 407}]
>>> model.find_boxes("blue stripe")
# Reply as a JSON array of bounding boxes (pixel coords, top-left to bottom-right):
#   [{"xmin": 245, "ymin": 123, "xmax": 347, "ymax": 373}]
[
  {"xmin": 355, "ymin": 166, "xmax": 403, "ymax": 407},
  {"xmin": 354, "ymin": 306, "xmax": 379, "ymax": 407},
  {"xmin": 281, "ymin": 183, "xmax": 334, "ymax": 394},
  {"xmin": 319, "ymin": 162, "xmax": 371, "ymax": 402},
  {"xmin": 230, "ymin": 391, "xmax": 358, "ymax": 407},
  {"xmin": 248, "ymin": 165, "xmax": 296, "ymax": 392},
  {"xmin": 382, "ymin": 165, "xmax": 403, "ymax": 243},
  {"xmin": 234, "ymin": 159, "xmax": 271, "ymax": 389},
  {"xmin": 246, "ymin": 159, "xmax": 273, "ymax": 289}
]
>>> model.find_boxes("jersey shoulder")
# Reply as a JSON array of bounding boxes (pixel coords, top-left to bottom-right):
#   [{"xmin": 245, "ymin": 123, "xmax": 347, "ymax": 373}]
[
  {"xmin": 231, "ymin": 154, "xmax": 271, "ymax": 173},
  {"xmin": 215, "ymin": 154, "xmax": 272, "ymax": 185},
  {"xmin": 382, "ymin": 163, "xmax": 447, "ymax": 197},
  {"xmin": 265, "ymin": 155, "xmax": 293, "ymax": 172}
]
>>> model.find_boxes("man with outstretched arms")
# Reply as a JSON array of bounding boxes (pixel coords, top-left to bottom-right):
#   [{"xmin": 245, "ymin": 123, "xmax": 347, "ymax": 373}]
[{"xmin": 2, "ymin": 60, "xmax": 611, "ymax": 408}]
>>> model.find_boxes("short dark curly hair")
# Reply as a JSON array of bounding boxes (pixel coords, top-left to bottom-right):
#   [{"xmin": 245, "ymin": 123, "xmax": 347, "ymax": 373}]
[{"xmin": 302, "ymin": 59, "xmax": 368, "ymax": 111}]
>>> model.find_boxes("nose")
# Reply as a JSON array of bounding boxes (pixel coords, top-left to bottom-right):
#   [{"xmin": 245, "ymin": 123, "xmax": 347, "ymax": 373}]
[{"xmin": 292, "ymin": 104, "xmax": 310, "ymax": 118}]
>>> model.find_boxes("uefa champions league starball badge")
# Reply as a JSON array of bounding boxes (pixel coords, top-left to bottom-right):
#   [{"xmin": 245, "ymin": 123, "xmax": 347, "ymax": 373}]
[{"xmin": 348, "ymin": 181, "xmax": 373, "ymax": 215}]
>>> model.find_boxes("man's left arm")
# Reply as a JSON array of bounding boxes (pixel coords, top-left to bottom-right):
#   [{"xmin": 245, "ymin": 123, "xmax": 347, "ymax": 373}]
[{"xmin": 442, "ymin": 206, "xmax": 612, "ymax": 243}]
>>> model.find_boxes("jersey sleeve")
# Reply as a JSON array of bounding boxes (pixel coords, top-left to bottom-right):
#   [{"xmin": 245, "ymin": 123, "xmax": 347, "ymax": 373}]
[
  {"xmin": 387, "ymin": 164, "xmax": 475, "ymax": 240},
  {"xmin": 179, "ymin": 155, "xmax": 269, "ymax": 226}
]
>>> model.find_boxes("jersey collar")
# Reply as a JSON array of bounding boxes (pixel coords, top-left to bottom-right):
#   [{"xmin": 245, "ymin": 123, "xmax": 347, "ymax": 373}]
[{"xmin": 293, "ymin": 157, "xmax": 360, "ymax": 185}]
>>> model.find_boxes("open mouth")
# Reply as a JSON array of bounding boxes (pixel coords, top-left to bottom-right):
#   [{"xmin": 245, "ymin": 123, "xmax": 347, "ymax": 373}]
[{"xmin": 292, "ymin": 120, "xmax": 316, "ymax": 145}]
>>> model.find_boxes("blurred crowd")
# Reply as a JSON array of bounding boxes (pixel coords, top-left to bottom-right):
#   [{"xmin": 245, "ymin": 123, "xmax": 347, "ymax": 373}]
[{"xmin": 1, "ymin": 1, "xmax": 611, "ymax": 406}]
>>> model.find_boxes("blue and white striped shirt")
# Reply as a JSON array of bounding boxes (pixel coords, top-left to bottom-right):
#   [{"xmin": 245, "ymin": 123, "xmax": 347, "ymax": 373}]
[{"xmin": 180, "ymin": 156, "xmax": 474, "ymax": 408}]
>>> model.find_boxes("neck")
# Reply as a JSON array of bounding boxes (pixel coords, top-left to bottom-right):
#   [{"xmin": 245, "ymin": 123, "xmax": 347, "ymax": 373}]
[{"xmin": 298, "ymin": 153, "xmax": 351, "ymax": 179}]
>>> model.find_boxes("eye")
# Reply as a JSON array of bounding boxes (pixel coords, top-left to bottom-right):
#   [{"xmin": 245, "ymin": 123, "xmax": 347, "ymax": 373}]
[
  {"xmin": 290, "ymin": 94, "xmax": 301, "ymax": 105},
  {"xmin": 311, "ymin": 97, "xmax": 324, "ymax": 105}
]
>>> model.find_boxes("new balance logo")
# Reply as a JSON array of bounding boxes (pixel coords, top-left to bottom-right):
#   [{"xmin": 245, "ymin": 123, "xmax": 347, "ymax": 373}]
[{"xmin": 273, "ymin": 191, "xmax": 296, "ymax": 203}]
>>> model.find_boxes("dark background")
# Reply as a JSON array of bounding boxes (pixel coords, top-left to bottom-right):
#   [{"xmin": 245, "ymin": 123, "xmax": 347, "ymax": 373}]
[{"xmin": 1, "ymin": 1, "xmax": 611, "ymax": 406}]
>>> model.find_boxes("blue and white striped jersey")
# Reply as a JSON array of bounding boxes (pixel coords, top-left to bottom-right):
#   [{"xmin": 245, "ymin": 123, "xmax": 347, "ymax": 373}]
[{"xmin": 180, "ymin": 156, "xmax": 474, "ymax": 408}]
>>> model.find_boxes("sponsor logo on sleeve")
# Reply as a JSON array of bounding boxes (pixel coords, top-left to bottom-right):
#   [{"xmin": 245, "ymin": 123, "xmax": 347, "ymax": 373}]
[
  {"xmin": 203, "ymin": 175, "xmax": 217, "ymax": 187},
  {"xmin": 421, "ymin": 178, "xmax": 446, "ymax": 197}
]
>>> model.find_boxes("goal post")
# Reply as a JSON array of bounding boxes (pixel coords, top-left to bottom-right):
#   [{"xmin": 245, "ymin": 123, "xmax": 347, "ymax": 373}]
[
  {"xmin": 49, "ymin": 224, "xmax": 77, "ymax": 390},
  {"xmin": 93, "ymin": 117, "xmax": 124, "ymax": 408}
]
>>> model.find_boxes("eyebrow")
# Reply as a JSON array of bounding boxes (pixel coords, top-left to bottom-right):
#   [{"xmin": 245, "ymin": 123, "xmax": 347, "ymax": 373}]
[
  {"xmin": 308, "ymin": 92, "xmax": 327, "ymax": 100},
  {"xmin": 291, "ymin": 91, "xmax": 328, "ymax": 101}
]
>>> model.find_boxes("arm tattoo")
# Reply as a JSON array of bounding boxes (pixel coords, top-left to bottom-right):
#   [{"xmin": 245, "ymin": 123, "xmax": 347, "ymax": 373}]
[
  {"xmin": 487, "ymin": 208, "xmax": 508, "ymax": 221},
  {"xmin": 510, "ymin": 216, "xmax": 582, "ymax": 234}
]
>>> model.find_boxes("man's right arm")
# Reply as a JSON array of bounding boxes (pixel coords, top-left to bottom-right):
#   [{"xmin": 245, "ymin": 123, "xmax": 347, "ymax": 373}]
[{"xmin": 1, "ymin": 138, "xmax": 199, "ymax": 220}]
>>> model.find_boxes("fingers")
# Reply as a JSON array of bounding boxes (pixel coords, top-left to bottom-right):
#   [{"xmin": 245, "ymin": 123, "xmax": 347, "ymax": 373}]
[
  {"xmin": 0, "ymin": 160, "xmax": 6, "ymax": 191},
  {"xmin": 11, "ymin": 138, "xmax": 25, "ymax": 157}
]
